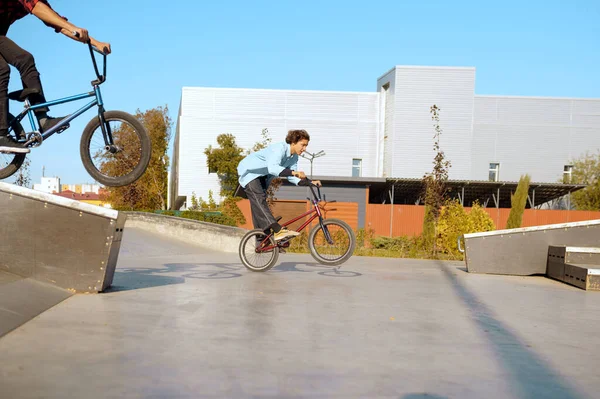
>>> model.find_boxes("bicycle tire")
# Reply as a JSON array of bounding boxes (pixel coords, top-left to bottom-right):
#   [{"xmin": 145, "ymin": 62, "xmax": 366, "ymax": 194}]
[
  {"xmin": 308, "ymin": 218, "xmax": 356, "ymax": 266},
  {"xmin": 239, "ymin": 229, "xmax": 279, "ymax": 272},
  {"xmin": 0, "ymin": 113, "xmax": 27, "ymax": 180},
  {"xmin": 80, "ymin": 110, "xmax": 151, "ymax": 187}
]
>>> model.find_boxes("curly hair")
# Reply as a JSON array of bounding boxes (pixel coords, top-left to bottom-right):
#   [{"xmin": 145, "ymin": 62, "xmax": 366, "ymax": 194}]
[{"xmin": 285, "ymin": 129, "xmax": 310, "ymax": 144}]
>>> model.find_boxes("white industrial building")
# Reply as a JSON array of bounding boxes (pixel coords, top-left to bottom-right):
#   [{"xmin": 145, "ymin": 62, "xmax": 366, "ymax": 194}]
[{"xmin": 168, "ymin": 65, "xmax": 600, "ymax": 211}]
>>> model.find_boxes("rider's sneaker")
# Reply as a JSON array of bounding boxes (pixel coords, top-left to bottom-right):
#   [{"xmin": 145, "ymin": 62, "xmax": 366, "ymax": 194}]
[
  {"xmin": 0, "ymin": 135, "xmax": 30, "ymax": 154},
  {"xmin": 39, "ymin": 116, "xmax": 69, "ymax": 134},
  {"xmin": 274, "ymin": 228, "xmax": 300, "ymax": 242}
]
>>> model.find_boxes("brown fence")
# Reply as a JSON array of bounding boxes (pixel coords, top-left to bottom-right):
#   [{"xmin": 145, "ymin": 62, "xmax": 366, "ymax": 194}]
[{"xmin": 237, "ymin": 200, "xmax": 600, "ymax": 237}]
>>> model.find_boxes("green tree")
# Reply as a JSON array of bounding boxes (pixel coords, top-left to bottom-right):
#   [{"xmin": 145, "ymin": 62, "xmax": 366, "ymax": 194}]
[
  {"xmin": 570, "ymin": 151, "xmax": 600, "ymax": 210},
  {"xmin": 506, "ymin": 174, "xmax": 531, "ymax": 229},
  {"xmin": 421, "ymin": 105, "xmax": 451, "ymax": 256},
  {"xmin": 102, "ymin": 106, "xmax": 172, "ymax": 210},
  {"xmin": 204, "ymin": 134, "xmax": 245, "ymax": 198}
]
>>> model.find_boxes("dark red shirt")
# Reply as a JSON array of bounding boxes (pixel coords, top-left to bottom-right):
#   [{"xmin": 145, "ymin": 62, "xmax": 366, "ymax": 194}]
[{"xmin": 0, "ymin": 0, "xmax": 65, "ymax": 35}]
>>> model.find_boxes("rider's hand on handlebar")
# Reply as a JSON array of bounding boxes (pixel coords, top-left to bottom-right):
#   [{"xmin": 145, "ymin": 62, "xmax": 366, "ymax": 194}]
[
  {"xmin": 71, "ymin": 27, "xmax": 89, "ymax": 43},
  {"xmin": 312, "ymin": 180, "xmax": 322, "ymax": 187},
  {"xmin": 93, "ymin": 40, "xmax": 112, "ymax": 54},
  {"xmin": 293, "ymin": 171, "xmax": 307, "ymax": 179}
]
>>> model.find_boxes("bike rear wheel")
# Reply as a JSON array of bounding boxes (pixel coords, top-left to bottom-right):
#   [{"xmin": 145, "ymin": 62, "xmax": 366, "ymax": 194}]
[
  {"xmin": 239, "ymin": 229, "xmax": 279, "ymax": 272},
  {"xmin": 80, "ymin": 110, "xmax": 151, "ymax": 187},
  {"xmin": 308, "ymin": 219, "xmax": 356, "ymax": 266},
  {"xmin": 0, "ymin": 113, "xmax": 27, "ymax": 180}
]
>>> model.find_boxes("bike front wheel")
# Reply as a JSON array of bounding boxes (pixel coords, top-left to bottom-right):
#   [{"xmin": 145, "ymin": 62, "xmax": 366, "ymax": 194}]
[
  {"xmin": 80, "ymin": 110, "xmax": 151, "ymax": 187},
  {"xmin": 308, "ymin": 219, "xmax": 356, "ymax": 266},
  {"xmin": 0, "ymin": 113, "xmax": 27, "ymax": 180},
  {"xmin": 239, "ymin": 229, "xmax": 279, "ymax": 272}
]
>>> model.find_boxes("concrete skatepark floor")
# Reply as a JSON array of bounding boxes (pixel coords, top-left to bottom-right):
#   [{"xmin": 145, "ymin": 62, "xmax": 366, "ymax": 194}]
[{"xmin": 1, "ymin": 227, "xmax": 599, "ymax": 398}]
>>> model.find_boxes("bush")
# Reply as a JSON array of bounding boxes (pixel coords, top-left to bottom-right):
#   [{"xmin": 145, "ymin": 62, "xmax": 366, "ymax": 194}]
[
  {"xmin": 148, "ymin": 209, "xmax": 237, "ymax": 227},
  {"xmin": 437, "ymin": 199, "xmax": 471, "ymax": 258},
  {"xmin": 356, "ymin": 228, "xmax": 375, "ymax": 248},
  {"xmin": 437, "ymin": 199, "xmax": 495, "ymax": 258},
  {"xmin": 469, "ymin": 202, "xmax": 495, "ymax": 232},
  {"xmin": 221, "ymin": 197, "xmax": 246, "ymax": 225},
  {"xmin": 180, "ymin": 210, "xmax": 237, "ymax": 226}
]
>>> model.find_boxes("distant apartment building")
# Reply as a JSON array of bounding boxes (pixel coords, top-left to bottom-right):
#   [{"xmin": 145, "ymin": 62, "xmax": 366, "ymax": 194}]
[
  {"xmin": 33, "ymin": 176, "xmax": 61, "ymax": 194},
  {"xmin": 61, "ymin": 184, "xmax": 101, "ymax": 194}
]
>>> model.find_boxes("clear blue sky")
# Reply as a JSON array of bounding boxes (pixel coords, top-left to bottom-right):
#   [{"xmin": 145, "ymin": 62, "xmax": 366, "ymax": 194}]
[{"xmin": 6, "ymin": 0, "xmax": 599, "ymax": 185}]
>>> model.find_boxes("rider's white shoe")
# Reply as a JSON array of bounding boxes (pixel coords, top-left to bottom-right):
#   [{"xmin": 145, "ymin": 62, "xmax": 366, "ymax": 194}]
[
  {"xmin": 0, "ymin": 135, "xmax": 30, "ymax": 153},
  {"xmin": 274, "ymin": 228, "xmax": 300, "ymax": 241}
]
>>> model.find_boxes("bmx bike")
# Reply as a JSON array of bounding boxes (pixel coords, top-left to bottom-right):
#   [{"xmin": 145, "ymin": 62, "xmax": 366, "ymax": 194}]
[
  {"xmin": 239, "ymin": 183, "xmax": 356, "ymax": 272},
  {"xmin": 0, "ymin": 41, "xmax": 151, "ymax": 187}
]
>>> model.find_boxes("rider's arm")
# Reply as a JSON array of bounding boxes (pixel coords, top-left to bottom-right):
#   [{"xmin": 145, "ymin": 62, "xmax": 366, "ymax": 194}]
[
  {"xmin": 30, "ymin": 1, "xmax": 80, "ymax": 36},
  {"xmin": 31, "ymin": 1, "xmax": 111, "ymax": 53}
]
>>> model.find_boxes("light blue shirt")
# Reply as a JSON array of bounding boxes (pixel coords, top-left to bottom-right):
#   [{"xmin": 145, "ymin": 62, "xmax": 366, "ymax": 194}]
[{"xmin": 237, "ymin": 141, "xmax": 301, "ymax": 188}]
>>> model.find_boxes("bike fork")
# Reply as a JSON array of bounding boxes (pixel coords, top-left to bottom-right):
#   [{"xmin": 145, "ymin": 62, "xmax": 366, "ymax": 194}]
[
  {"xmin": 94, "ymin": 86, "xmax": 114, "ymax": 146},
  {"xmin": 318, "ymin": 217, "xmax": 334, "ymax": 245}
]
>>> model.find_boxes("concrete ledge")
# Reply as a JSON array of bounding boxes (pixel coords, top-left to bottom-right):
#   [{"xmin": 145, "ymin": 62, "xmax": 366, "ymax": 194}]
[
  {"xmin": 464, "ymin": 219, "xmax": 600, "ymax": 276},
  {"xmin": 124, "ymin": 212, "xmax": 248, "ymax": 253}
]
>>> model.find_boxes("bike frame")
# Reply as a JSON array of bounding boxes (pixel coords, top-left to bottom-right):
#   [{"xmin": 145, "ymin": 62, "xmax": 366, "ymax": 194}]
[
  {"xmin": 258, "ymin": 184, "xmax": 334, "ymax": 252},
  {"xmin": 12, "ymin": 88, "xmax": 102, "ymax": 142},
  {"xmin": 8, "ymin": 43, "xmax": 113, "ymax": 147}
]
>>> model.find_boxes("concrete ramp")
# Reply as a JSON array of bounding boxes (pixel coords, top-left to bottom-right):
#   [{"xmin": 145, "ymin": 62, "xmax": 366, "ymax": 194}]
[
  {"xmin": 0, "ymin": 270, "xmax": 72, "ymax": 337},
  {"xmin": 0, "ymin": 182, "xmax": 126, "ymax": 293},
  {"xmin": 463, "ymin": 219, "xmax": 600, "ymax": 276}
]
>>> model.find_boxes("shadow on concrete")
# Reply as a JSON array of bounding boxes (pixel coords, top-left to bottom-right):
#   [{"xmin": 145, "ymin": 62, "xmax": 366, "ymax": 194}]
[
  {"xmin": 273, "ymin": 262, "xmax": 363, "ymax": 277},
  {"xmin": 439, "ymin": 261, "xmax": 585, "ymax": 399},
  {"xmin": 107, "ymin": 261, "xmax": 362, "ymax": 291},
  {"xmin": 106, "ymin": 269, "xmax": 186, "ymax": 292}
]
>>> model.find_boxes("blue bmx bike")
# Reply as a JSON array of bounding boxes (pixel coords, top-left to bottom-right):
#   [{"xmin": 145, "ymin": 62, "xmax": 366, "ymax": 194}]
[{"xmin": 0, "ymin": 42, "xmax": 151, "ymax": 187}]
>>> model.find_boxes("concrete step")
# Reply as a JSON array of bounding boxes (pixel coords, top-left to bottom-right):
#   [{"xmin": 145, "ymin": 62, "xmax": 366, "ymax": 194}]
[
  {"xmin": 547, "ymin": 246, "xmax": 600, "ymax": 290},
  {"xmin": 563, "ymin": 263, "xmax": 600, "ymax": 291}
]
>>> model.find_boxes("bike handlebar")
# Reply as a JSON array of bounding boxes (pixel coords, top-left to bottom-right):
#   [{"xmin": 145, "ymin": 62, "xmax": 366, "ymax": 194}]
[{"xmin": 72, "ymin": 31, "xmax": 108, "ymax": 85}]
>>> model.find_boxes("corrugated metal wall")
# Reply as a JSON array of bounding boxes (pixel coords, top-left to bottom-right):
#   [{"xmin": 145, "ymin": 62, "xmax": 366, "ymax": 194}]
[
  {"xmin": 473, "ymin": 96, "xmax": 600, "ymax": 182},
  {"xmin": 171, "ymin": 67, "xmax": 600, "ymax": 211},
  {"xmin": 377, "ymin": 68, "xmax": 395, "ymax": 177},
  {"xmin": 176, "ymin": 87, "xmax": 379, "ymax": 206},
  {"xmin": 391, "ymin": 66, "xmax": 476, "ymax": 180}
]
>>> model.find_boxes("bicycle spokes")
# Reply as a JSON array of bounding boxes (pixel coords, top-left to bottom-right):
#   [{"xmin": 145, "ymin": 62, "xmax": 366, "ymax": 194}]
[
  {"xmin": 312, "ymin": 224, "xmax": 351, "ymax": 260},
  {"xmin": 88, "ymin": 118, "xmax": 143, "ymax": 178}
]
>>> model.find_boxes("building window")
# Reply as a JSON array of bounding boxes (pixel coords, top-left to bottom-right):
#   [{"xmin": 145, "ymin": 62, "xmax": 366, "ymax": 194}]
[
  {"xmin": 563, "ymin": 165, "xmax": 573, "ymax": 183},
  {"xmin": 489, "ymin": 163, "xmax": 500, "ymax": 182},
  {"xmin": 352, "ymin": 159, "xmax": 362, "ymax": 177}
]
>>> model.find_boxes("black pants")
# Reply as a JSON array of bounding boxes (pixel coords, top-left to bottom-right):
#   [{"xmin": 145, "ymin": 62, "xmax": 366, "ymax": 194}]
[
  {"xmin": 0, "ymin": 34, "xmax": 49, "ymax": 134},
  {"xmin": 243, "ymin": 176, "xmax": 281, "ymax": 233}
]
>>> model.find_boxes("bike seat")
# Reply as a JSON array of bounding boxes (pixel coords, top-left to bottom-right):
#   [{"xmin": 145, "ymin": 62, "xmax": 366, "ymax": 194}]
[{"xmin": 8, "ymin": 88, "xmax": 42, "ymax": 102}]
